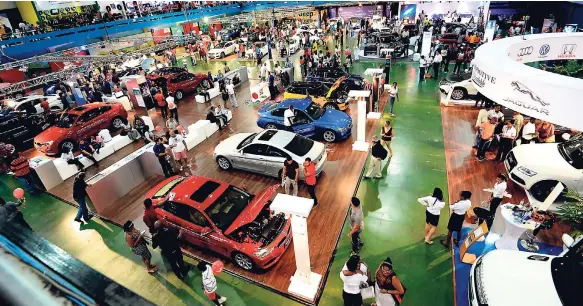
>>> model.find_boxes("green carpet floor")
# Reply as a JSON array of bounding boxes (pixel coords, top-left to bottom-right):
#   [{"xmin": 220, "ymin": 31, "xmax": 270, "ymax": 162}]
[{"xmin": 1, "ymin": 54, "xmax": 452, "ymax": 305}]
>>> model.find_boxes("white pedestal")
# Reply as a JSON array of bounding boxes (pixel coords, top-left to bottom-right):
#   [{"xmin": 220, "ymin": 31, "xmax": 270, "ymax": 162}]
[
  {"xmin": 352, "ymin": 141, "xmax": 370, "ymax": 152},
  {"xmin": 288, "ymin": 271, "xmax": 322, "ymax": 300},
  {"xmin": 366, "ymin": 112, "xmax": 382, "ymax": 119}
]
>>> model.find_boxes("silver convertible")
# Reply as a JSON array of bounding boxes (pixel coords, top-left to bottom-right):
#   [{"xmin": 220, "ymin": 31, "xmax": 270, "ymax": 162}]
[{"xmin": 213, "ymin": 130, "xmax": 327, "ymax": 180}]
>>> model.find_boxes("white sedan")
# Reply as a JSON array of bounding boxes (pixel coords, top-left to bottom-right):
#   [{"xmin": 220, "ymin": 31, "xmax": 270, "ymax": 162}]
[
  {"xmin": 505, "ymin": 133, "xmax": 583, "ymax": 202},
  {"xmin": 7, "ymin": 94, "xmax": 62, "ymax": 114},
  {"xmin": 208, "ymin": 41, "xmax": 237, "ymax": 59},
  {"xmin": 214, "ymin": 129, "xmax": 327, "ymax": 180}
]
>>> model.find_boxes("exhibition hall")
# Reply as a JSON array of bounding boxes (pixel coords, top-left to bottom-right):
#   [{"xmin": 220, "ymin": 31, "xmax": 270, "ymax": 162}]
[{"xmin": 1, "ymin": 1, "xmax": 583, "ymax": 306}]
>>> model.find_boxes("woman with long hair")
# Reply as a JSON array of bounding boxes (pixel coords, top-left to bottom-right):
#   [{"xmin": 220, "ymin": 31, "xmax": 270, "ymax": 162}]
[
  {"xmin": 373, "ymin": 257, "xmax": 405, "ymax": 306},
  {"xmin": 418, "ymin": 187, "xmax": 446, "ymax": 244},
  {"xmin": 123, "ymin": 220, "xmax": 157, "ymax": 273},
  {"xmin": 381, "ymin": 120, "xmax": 395, "ymax": 158}
]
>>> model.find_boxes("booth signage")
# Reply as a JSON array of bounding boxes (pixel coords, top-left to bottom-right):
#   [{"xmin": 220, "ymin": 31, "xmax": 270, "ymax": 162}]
[{"xmin": 472, "ymin": 33, "xmax": 583, "ymax": 130}]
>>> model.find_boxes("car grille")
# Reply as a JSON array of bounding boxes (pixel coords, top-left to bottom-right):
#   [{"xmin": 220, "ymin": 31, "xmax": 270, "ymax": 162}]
[
  {"xmin": 506, "ymin": 152, "xmax": 517, "ymax": 172},
  {"xmin": 511, "ymin": 173, "xmax": 526, "ymax": 185}
]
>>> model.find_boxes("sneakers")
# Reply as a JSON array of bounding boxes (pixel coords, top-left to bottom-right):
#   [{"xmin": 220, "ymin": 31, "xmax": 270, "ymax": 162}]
[
  {"xmin": 74, "ymin": 218, "xmax": 83, "ymax": 223},
  {"xmin": 218, "ymin": 296, "xmax": 227, "ymax": 303}
]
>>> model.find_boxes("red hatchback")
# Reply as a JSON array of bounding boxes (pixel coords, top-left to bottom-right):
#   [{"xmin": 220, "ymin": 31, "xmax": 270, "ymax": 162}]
[
  {"xmin": 146, "ymin": 175, "xmax": 292, "ymax": 271},
  {"xmin": 147, "ymin": 71, "xmax": 209, "ymax": 100},
  {"xmin": 34, "ymin": 102, "xmax": 128, "ymax": 155}
]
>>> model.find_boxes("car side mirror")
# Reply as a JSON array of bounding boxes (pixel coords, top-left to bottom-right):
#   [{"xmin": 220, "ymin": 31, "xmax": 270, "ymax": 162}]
[
  {"xmin": 562, "ymin": 233, "xmax": 574, "ymax": 248},
  {"xmin": 201, "ymin": 227, "xmax": 212, "ymax": 236}
]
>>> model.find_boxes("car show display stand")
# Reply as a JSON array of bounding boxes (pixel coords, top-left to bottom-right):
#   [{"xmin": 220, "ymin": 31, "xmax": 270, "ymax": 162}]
[
  {"xmin": 29, "ymin": 156, "xmax": 63, "ymax": 190},
  {"xmin": 85, "ymin": 143, "xmax": 163, "ymax": 214},
  {"xmin": 250, "ymin": 82, "xmax": 271, "ymax": 104},
  {"xmin": 270, "ymin": 194, "xmax": 321, "ymax": 301},
  {"xmin": 349, "ymin": 90, "xmax": 372, "ymax": 152}
]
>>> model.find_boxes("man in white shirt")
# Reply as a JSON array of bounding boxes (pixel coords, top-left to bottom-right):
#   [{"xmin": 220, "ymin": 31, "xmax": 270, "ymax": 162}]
[
  {"xmin": 166, "ymin": 95, "xmax": 178, "ymax": 121},
  {"xmin": 474, "ymin": 174, "xmax": 507, "ymax": 228},
  {"xmin": 441, "ymin": 190, "xmax": 472, "ymax": 248},
  {"xmin": 197, "ymin": 262, "xmax": 227, "ymax": 306},
  {"xmin": 432, "ymin": 51, "xmax": 442, "ymax": 79},
  {"xmin": 495, "ymin": 120, "xmax": 516, "ymax": 162},
  {"xmin": 419, "ymin": 55, "xmax": 428, "ymax": 82},
  {"xmin": 441, "ymin": 24, "xmax": 446, "ymax": 34},
  {"xmin": 475, "ymin": 105, "xmax": 491, "ymax": 128},
  {"xmin": 487, "ymin": 105, "xmax": 504, "ymax": 121},
  {"xmin": 260, "ymin": 63, "xmax": 268, "ymax": 81},
  {"xmin": 168, "ymin": 130, "xmax": 189, "ymax": 171},
  {"xmin": 225, "ymin": 80, "xmax": 238, "ymax": 108},
  {"xmin": 521, "ymin": 117, "xmax": 537, "ymax": 144},
  {"xmin": 283, "ymin": 105, "xmax": 295, "ymax": 132}
]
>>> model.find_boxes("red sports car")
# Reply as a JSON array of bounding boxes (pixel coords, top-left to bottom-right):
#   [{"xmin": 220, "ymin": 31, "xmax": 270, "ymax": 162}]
[
  {"xmin": 147, "ymin": 71, "xmax": 209, "ymax": 100},
  {"xmin": 34, "ymin": 102, "xmax": 128, "ymax": 155},
  {"xmin": 146, "ymin": 175, "xmax": 292, "ymax": 271}
]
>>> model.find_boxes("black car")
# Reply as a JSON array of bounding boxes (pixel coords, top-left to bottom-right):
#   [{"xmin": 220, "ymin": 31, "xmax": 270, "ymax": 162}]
[
  {"xmin": 0, "ymin": 108, "xmax": 53, "ymax": 152},
  {"xmin": 306, "ymin": 68, "xmax": 365, "ymax": 91},
  {"xmin": 285, "ymin": 81, "xmax": 350, "ymax": 111}
]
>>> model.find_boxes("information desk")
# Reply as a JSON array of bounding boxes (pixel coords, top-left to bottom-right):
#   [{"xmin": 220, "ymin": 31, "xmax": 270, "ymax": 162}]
[
  {"xmin": 85, "ymin": 143, "xmax": 163, "ymax": 213},
  {"xmin": 29, "ymin": 156, "xmax": 63, "ymax": 191}
]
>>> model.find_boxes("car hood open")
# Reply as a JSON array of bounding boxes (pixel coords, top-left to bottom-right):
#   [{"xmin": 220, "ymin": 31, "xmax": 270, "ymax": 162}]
[{"xmin": 224, "ymin": 184, "xmax": 279, "ymax": 235}]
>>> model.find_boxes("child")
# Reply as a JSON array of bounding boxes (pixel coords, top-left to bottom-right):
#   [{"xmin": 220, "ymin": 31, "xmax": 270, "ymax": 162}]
[{"xmin": 197, "ymin": 262, "xmax": 227, "ymax": 306}]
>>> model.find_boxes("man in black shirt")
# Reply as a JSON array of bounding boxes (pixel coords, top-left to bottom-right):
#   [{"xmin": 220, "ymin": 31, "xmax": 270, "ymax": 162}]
[
  {"xmin": 0, "ymin": 197, "xmax": 32, "ymax": 231},
  {"xmin": 73, "ymin": 172, "xmax": 92, "ymax": 223},
  {"xmin": 79, "ymin": 139, "xmax": 98, "ymax": 166},
  {"xmin": 152, "ymin": 221, "xmax": 188, "ymax": 279},
  {"xmin": 281, "ymin": 156, "xmax": 299, "ymax": 196}
]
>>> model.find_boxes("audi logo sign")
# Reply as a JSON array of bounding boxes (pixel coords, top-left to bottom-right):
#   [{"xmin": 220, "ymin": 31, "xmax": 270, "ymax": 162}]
[{"xmin": 517, "ymin": 46, "xmax": 533, "ymax": 57}]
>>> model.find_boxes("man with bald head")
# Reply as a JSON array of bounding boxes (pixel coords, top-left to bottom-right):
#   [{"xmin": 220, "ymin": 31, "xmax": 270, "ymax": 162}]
[{"xmin": 151, "ymin": 220, "xmax": 189, "ymax": 279}]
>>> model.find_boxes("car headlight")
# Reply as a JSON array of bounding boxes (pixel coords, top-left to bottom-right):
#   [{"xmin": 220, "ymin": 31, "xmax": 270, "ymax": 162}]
[
  {"xmin": 337, "ymin": 126, "xmax": 348, "ymax": 132},
  {"xmin": 37, "ymin": 140, "xmax": 54, "ymax": 147},
  {"xmin": 253, "ymin": 248, "xmax": 273, "ymax": 258},
  {"xmin": 517, "ymin": 166, "xmax": 537, "ymax": 177}
]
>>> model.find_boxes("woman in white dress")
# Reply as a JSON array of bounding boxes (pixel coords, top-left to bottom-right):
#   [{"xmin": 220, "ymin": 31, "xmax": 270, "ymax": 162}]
[{"xmin": 373, "ymin": 257, "xmax": 405, "ymax": 306}]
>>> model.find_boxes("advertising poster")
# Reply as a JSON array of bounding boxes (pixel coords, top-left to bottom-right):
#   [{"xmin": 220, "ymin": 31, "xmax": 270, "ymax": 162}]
[
  {"xmin": 399, "ymin": 4, "xmax": 417, "ymax": 21},
  {"xmin": 421, "ymin": 31, "xmax": 432, "ymax": 57},
  {"xmin": 337, "ymin": 5, "xmax": 376, "ymax": 19},
  {"xmin": 133, "ymin": 88, "xmax": 145, "ymax": 108},
  {"xmin": 542, "ymin": 19, "xmax": 554, "ymax": 33},
  {"xmin": 484, "ymin": 20, "xmax": 496, "ymax": 42}
]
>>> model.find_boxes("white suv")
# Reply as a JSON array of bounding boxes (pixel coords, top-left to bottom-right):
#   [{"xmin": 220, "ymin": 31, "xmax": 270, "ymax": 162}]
[{"xmin": 469, "ymin": 235, "xmax": 583, "ymax": 306}]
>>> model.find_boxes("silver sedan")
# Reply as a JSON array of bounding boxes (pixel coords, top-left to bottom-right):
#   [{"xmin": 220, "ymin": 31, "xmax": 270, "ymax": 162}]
[{"xmin": 213, "ymin": 129, "xmax": 327, "ymax": 180}]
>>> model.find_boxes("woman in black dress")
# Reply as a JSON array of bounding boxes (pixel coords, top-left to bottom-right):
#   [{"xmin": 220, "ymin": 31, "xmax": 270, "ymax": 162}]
[{"xmin": 381, "ymin": 120, "xmax": 395, "ymax": 158}]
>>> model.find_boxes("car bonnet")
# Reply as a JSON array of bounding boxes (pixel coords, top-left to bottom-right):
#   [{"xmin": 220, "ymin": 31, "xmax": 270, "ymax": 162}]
[{"xmin": 224, "ymin": 184, "xmax": 279, "ymax": 235}]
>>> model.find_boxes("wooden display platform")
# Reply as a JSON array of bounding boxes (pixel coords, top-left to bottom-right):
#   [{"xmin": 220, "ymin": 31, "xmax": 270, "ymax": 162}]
[{"xmin": 34, "ymin": 79, "xmax": 387, "ymax": 304}]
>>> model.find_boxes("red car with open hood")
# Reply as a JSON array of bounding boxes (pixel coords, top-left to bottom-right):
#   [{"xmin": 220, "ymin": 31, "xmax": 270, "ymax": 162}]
[
  {"xmin": 34, "ymin": 102, "xmax": 128, "ymax": 155},
  {"xmin": 146, "ymin": 175, "xmax": 292, "ymax": 271}
]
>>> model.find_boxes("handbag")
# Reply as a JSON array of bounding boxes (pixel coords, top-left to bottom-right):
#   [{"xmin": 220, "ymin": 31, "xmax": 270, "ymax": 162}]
[{"xmin": 360, "ymin": 284, "xmax": 375, "ymax": 300}]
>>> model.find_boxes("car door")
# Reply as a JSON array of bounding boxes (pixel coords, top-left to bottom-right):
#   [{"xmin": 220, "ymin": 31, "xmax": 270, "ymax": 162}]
[
  {"xmin": 235, "ymin": 143, "xmax": 268, "ymax": 173},
  {"xmin": 75, "ymin": 108, "xmax": 103, "ymax": 139},
  {"xmin": 159, "ymin": 201, "xmax": 210, "ymax": 248},
  {"xmin": 225, "ymin": 42, "xmax": 233, "ymax": 54},
  {"xmin": 265, "ymin": 146, "xmax": 289, "ymax": 177},
  {"xmin": 181, "ymin": 73, "xmax": 196, "ymax": 92},
  {"xmin": 291, "ymin": 110, "xmax": 316, "ymax": 137},
  {"xmin": 98, "ymin": 106, "xmax": 112, "ymax": 129}
]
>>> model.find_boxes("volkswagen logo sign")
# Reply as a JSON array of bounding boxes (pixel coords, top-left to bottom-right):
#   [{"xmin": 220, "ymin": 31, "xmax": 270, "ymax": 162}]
[
  {"xmin": 517, "ymin": 46, "xmax": 533, "ymax": 57},
  {"xmin": 539, "ymin": 44, "xmax": 550, "ymax": 56}
]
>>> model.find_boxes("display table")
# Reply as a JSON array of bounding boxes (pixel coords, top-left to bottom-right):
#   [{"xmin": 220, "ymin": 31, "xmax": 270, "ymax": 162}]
[
  {"xmin": 250, "ymin": 82, "xmax": 271, "ymax": 104},
  {"xmin": 29, "ymin": 156, "xmax": 63, "ymax": 191},
  {"xmin": 493, "ymin": 204, "xmax": 537, "ymax": 251},
  {"xmin": 85, "ymin": 143, "xmax": 163, "ymax": 214}
]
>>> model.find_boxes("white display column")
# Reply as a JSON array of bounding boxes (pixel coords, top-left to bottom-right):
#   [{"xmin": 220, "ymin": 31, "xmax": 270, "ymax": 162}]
[
  {"xmin": 363, "ymin": 68, "xmax": 384, "ymax": 120},
  {"xmin": 270, "ymin": 194, "xmax": 321, "ymax": 301},
  {"xmin": 348, "ymin": 90, "xmax": 371, "ymax": 152}
]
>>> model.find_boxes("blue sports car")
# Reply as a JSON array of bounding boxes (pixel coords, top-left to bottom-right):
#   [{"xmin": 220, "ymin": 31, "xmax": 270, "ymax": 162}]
[{"xmin": 257, "ymin": 98, "xmax": 352, "ymax": 142}]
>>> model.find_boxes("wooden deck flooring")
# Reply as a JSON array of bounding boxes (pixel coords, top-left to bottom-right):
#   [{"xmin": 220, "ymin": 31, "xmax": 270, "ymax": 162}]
[{"xmin": 33, "ymin": 77, "xmax": 387, "ymax": 302}]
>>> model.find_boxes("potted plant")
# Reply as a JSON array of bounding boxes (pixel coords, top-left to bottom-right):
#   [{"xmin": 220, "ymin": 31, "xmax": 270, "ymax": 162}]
[{"xmin": 556, "ymin": 189, "xmax": 583, "ymax": 240}]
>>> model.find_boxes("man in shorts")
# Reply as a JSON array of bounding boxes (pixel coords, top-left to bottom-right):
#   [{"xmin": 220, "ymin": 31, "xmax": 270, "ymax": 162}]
[
  {"xmin": 168, "ymin": 130, "xmax": 189, "ymax": 171},
  {"xmin": 197, "ymin": 261, "xmax": 227, "ymax": 306}
]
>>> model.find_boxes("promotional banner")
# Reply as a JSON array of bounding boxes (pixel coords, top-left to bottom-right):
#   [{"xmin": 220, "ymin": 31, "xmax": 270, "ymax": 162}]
[
  {"xmin": 484, "ymin": 20, "xmax": 496, "ymax": 42},
  {"xmin": 399, "ymin": 4, "xmax": 416, "ymax": 21},
  {"xmin": 133, "ymin": 88, "xmax": 145, "ymax": 108},
  {"xmin": 337, "ymin": 5, "xmax": 376, "ymax": 19},
  {"xmin": 472, "ymin": 33, "xmax": 583, "ymax": 130},
  {"xmin": 542, "ymin": 19, "xmax": 554, "ymax": 33},
  {"xmin": 421, "ymin": 31, "xmax": 432, "ymax": 57}
]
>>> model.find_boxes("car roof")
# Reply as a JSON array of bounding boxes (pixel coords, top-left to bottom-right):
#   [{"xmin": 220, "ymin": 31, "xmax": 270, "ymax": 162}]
[
  {"xmin": 67, "ymin": 102, "xmax": 107, "ymax": 115},
  {"xmin": 170, "ymin": 176, "xmax": 229, "ymax": 210},
  {"xmin": 253, "ymin": 129, "xmax": 294, "ymax": 147},
  {"xmin": 277, "ymin": 98, "xmax": 312, "ymax": 110}
]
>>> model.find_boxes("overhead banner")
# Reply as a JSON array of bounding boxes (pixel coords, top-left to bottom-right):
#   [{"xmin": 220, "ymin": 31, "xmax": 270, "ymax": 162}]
[
  {"xmin": 337, "ymin": 5, "xmax": 376, "ymax": 19},
  {"xmin": 472, "ymin": 33, "xmax": 583, "ymax": 131}
]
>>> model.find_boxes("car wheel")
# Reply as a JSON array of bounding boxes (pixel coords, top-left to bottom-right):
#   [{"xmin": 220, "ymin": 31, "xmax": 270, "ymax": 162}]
[
  {"xmin": 265, "ymin": 123, "xmax": 278, "ymax": 130},
  {"xmin": 111, "ymin": 116, "xmax": 126, "ymax": 130},
  {"xmin": 216, "ymin": 156, "xmax": 232, "ymax": 170},
  {"xmin": 530, "ymin": 180, "xmax": 567, "ymax": 202},
  {"xmin": 221, "ymin": 52, "xmax": 225, "ymax": 58},
  {"xmin": 175, "ymin": 90, "xmax": 184, "ymax": 100},
  {"xmin": 324, "ymin": 103, "xmax": 339, "ymax": 110},
  {"xmin": 232, "ymin": 252, "xmax": 255, "ymax": 271},
  {"xmin": 59, "ymin": 139, "xmax": 77, "ymax": 154},
  {"xmin": 450, "ymin": 88, "xmax": 467, "ymax": 100},
  {"xmin": 323, "ymin": 130, "xmax": 337, "ymax": 142}
]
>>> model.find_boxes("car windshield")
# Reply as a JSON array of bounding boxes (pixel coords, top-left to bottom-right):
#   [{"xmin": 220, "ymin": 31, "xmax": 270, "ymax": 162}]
[
  {"xmin": 216, "ymin": 43, "xmax": 227, "ymax": 48},
  {"xmin": 558, "ymin": 134, "xmax": 583, "ymax": 169},
  {"xmin": 152, "ymin": 177, "xmax": 185, "ymax": 198},
  {"xmin": 314, "ymin": 84, "xmax": 331, "ymax": 96},
  {"xmin": 284, "ymin": 135, "xmax": 314, "ymax": 156},
  {"xmin": 305, "ymin": 102, "xmax": 323, "ymax": 119},
  {"xmin": 54, "ymin": 113, "xmax": 78, "ymax": 128},
  {"xmin": 205, "ymin": 186, "xmax": 252, "ymax": 232},
  {"xmin": 551, "ymin": 257, "xmax": 583, "ymax": 306},
  {"xmin": 237, "ymin": 133, "xmax": 257, "ymax": 150}
]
